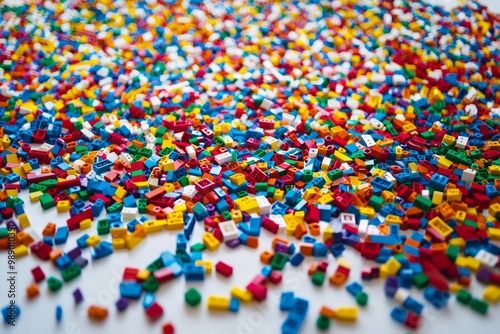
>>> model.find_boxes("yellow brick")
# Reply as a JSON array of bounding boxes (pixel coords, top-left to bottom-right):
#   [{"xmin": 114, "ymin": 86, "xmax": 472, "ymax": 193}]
[
  {"xmin": 79, "ymin": 218, "xmax": 92, "ymax": 230},
  {"xmin": 483, "ymin": 285, "xmax": 500, "ymax": 303},
  {"xmin": 385, "ymin": 214, "xmax": 402, "ymax": 225},
  {"xmin": 202, "ymin": 232, "xmax": 220, "ymax": 251},
  {"xmin": 437, "ymin": 157, "xmax": 453, "ymax": 169},
  {"xmin": 334, "ymin": 150, "xmax": 353, "ymax": 163},
  {"xmin": 230, "ymin": 286, "xmax": 253, "ymax": 303},
  {"xmin": 334, "ymin": 307, "xmax": 358, "ymax": 322},
  {"xmin": 428, "ymin": 217, "xmax": 453, "ymax": 238},
  {"xmin": 233, "ymin": 197, "xmax": 259, "ymax": 214},
  {"xmin": 385, "ymin": 257, "xmax": 402, "ymax": 276},
  {"xmin": 114, "ymin": 187, "xmax": 127, "ymax": 199},
  {"xmin": 466, "ymin": 257, "xmax": 481, "ymax": 271},
  {"xmin": 432, "ymin": 191, "xmax": 444, "ymax": 206},
  {"xmin": 22, "ymin": 163, "xmax": 33, "ymax": 173},
  {"xmin": 136, "ymin": 269, "xmax": 151, "ymax": 281},
  {"xmin": 488, "ymin": 203, "xmax": 500, "ymax": 217},
  {"xmin": 323, "ymin": 225, "xmax": 333, "ymax": 242},
  {"xmin": 229, "ymin": 173, "xmax": 246, "ymax": 186},
  {"xmin": 173, "ymin": 203, "xmax": 187, "ymax": 213},
  {"xmin": 455, "ymin": 211, "xmax": 467, "ymax": 224},
  {"xmin": 195, "ymin": 260, "xmax": 213, "ymax": 274},
  {"xmin": 5, "ymin": 154, "xmax": 18, "ymax": 163},
  {"xmin": 487, "ymin": 228, "xmax": 500, "ymax": 241},
  {"xmin": 142, "ymin": 221, "xmax": 161, "ymax": 234},
  {"xmin": 110, "ymin": 227, "xmax": 128, "ymax": 237},
  {"xmin": 455, "ymin": 255, "xmax": 468, "ymax": 268},
  {"xmin": 446, "ymin": 189, "xmax": 462, "ymax": 202},
  {"xmin": 29, "ymin": 191, "xmax": 44, "ymax": 202},
  {"xmin": 337, "ymin": 258, "xmax": 352, "ymax": 270},
  {"xmin": 56, "ymin": 200, "xmax": 71, "ymax": 212},
  {"xmin": 14, "ymin": 244, "xmax": 29, "ymax": 258},
  {"xmin": 166, "ymin": 219, "xmax": 184, "ymax": 230},
  {"xmin": 17, "ymin": 213, "xmax": 30, "ymax": 229},
  {"xmin": 449, "ymin": 238, "xmax": 465, "ymax": 249},
  {"xmin": 125, "ymin": 235, "xmax": 143, "ymax": 250},
  {"xmin": 86, "ymin": 235, "xmax": 101, "ymax": 248},
  {"xmin": 442, "ymin": 134, "xmax": 456, "ymax": 145},
  {"xmin": 230, "ymin": 210, "xmax": 243, "ymax": 223},
  {"xmin": 6, "ymin": 188, "xmax": 18, "ymax": 197},
  {"xmin": 112, "ymin": 237, "xmax": 126, "ymax": 249},
  {"xmin": 449, "ymin": 283, "xmax": 463, "ymax": 293},
  {"xmin": 207, "ymin": 295, "xmax": 230, "ymax": 311}
]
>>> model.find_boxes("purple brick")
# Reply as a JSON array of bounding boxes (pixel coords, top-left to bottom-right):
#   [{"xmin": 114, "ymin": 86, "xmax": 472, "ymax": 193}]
[
  {"xmin": 476, "ymin": 268, "xmax": 492, "ymax": 284},
  {"xmin": 67, "ymin": 247, "xmax": 82, "ymax": 260},
  {"xmin": 73, "ymin": 288, "xmax": 83, "ymax": 304},
  {"xmin": 116, "ymin": 297, "xmax": 129, "ymax": 312},
  {"xmin": 385, "ymin": 276, "xmax": 400, "ymax": 298},
  {"xmin": 74, "ymin": 256, "xmax": 89, "ymax": 268},
  {"xmin": 225, "ymin": 239, "xmax": 240, "ymax": 249},
  {"xmin": 274, "ymin": 243, "xmax": 288, "ymax": 254}
]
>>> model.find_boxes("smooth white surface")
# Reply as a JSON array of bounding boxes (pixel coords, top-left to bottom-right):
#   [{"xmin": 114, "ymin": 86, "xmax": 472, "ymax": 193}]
[
  {"xmin": 427, "ymin": 0, "xmax": 500, "ymax": 11},
  {"xmin": 2, "ymin": 0, "xmax": 500, "ymax": 333}
]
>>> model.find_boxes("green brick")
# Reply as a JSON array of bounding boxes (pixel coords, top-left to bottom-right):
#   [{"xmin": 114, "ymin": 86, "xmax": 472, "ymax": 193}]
[
  {"xmin": 47, "ymin": 277, "xmax": 63, "ymax": 292},
  {"xmin": 369, "ymin": 195, "xmax": 384, "ymax": 211},
  {"xmin": 39, "ymin": 179, "xmax": 58, "ymax": 187},
  {"xmin": 29, "ymin": 184, "xmax": 47, "ymax": 193},
  {"xmin": 0, "ymin": 227, "xmax": 9, "ymax": 238},
  {"xmin": 185, "ymin": 288, "xmax": 202, "ymax": 307},
  {"xmin": 131, "ymin": 170, "xmax": 143, "ymax": 177},
  {"xmin": 470, "ymin": 298, "xmax": 488, "ymax": 314},
  {"xmin": 107, "ymin": 203, "xmax": 123, "ymax": 213},
  {"xmin": 446, "ymin": 245, "xmax": 460, "ymax": 262},
  {"xmin": 414, "ymin": 195, "xmax": 432, "ymax": 211},
  {"xmin": 138, "ymin": 199, "xmax": 147, "ymax": 214},
  {"xmin": 356, "ymin": 291, "xmax": 368, "ymax": 306},
  {"xmin": 79, "ymin": 190, "xmax": 89, "ymax": 201},
  {"xmin": 463, "ymin": 219, "xmax": 478, "ymax": 229},
  {"xmin": 267, "ymin": 187, "xmax": 276, "ymax": 198},
  {"xmin": 146, "ymin": 258, "xmax": 165, "ymax": 273},
  {"xmin": 142, "ymin": 276, "xmax": 159, "ymax": 293},
  {"xmin": 190, "ymin": 243, "xmax": 206, "ymax": 252},
  {"xmin": 61, "ymin": 264, "xmax": 81, "ymax": 282},
  {"xmin": 412, "ymin": 273, "xmax": 429, "ymax": 289},
  {"xmin": 270, "ymin": 253, "xmax": 288, "ymax": 271},
  {"xmin": 39, "ymin": 193, "xmax": 55, "ymax": 210},
  {"xmin": 456, "ymin": 289, "xmax": 472, "ymax": 305},
  {"xmin": 97, "ymin": 219, "xmax": 110, "ymax": 235},
  {"xmin": 316, "ymin": 315, "xmax": 330, "ymax": 330},
  {"xmin": 255, "ymin": 182, "xmax": 268, "ymax": 192},
  {"xmin": 311, "ymin": 272, "xmax": 325, "ymax": 286},
  {"xmin": 328, "ymin": 169, "xmax": 344, "ymax": 181}
]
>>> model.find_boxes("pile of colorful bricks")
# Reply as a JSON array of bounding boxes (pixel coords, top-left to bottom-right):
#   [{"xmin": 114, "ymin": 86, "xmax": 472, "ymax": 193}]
[{"xmin": 1, "ymin": 0, "xmax": 500, "ymax": 333}]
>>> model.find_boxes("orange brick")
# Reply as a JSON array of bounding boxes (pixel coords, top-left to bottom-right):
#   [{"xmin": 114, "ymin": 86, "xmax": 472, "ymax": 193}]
[
  {"xmin": 308, "ymin": 223, "xmax": 320, "ymax": 236},
  {"xmin": 88, "ymin": 305, "xmax": 108, "ymax": 321},
  {"xmin": 329, "ymin": 272, "xmax": 347, "ymax": 286},
  {"xmin": 246, "ymin": 236, "xmax": 259, "ymax": 249},
  {"xmin": 260, "ymin": 250, "xmax": 274, "ymax": 264},
  {"xmin": 300, "ymin": 243, "xmax": 313, "ymax": 256},
  {"xmin": 320, "ymin": 306, "xmax": 336, "ymax": 318},
  {"xmin": 294, "ymin": 223, "xmax": 307, "ymax": 239},
  {"xmin": 307, "ymin": 263, "xmax": 317, "ymax": 276},
  {"xmin": 26, "ymin": 283, "xmax": 40, "ymax": 299},
  {"xmin": 49, "ymin": 249, "xmax": 63, "ymax": 262},
  {"xmin": 17, "ymin": 231, "xmax": 34, "ymax": 246},
  {"xmin": 42, "ymin": 223, "xmax": 56, "ymax": 237}
]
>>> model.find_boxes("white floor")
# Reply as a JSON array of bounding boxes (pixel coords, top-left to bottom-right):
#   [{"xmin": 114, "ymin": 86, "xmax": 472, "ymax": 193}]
[{"xmin": 428, "ymin": 0, "xmax": 500, "ymax": 12}]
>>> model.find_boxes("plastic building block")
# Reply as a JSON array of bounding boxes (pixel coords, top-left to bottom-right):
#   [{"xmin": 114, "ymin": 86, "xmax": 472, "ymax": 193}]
[{"xmin": 215, "ymin": 261, "xmax": 233, "ymax": 277}]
